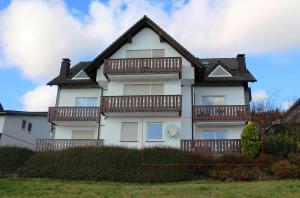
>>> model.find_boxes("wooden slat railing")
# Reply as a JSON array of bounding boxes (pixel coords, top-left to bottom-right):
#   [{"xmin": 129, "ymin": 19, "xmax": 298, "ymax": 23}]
[
  {"xmin": 181, "ymin": 139, "xmax": 241, "ymax": 155},
  {"xmin": 193, "ymin": 105, "xmax": 250, "ymax": 121},
  {"xmin": 36, "ymin": 139, "xmax": 104, "ymax": 151},
  {"xmin": 100, "ymin": 95, "xmax": 182, "ymax": 113},
  {"xmin": 104, "ymin": 57, "xmax": 182, "ymax": 76},
  {"xmin": 48, "ymin": 107, "xmax": 100, "ymax": 122}
]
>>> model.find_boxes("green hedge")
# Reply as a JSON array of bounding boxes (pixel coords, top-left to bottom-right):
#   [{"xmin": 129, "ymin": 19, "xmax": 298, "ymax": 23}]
[
  {"xmin": 18, "ymin": 147, "xmax": 196, "ymax": 183},
  {"xmin": 264, "ymin": 134, "xmax": 297, "ymax": 157},
  {"xmin": 0, "ymin": 146, "xmax": 34, "ymax": 176}
]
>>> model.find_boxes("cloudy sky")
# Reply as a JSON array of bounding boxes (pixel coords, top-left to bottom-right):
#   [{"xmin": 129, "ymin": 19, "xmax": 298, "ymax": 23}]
[{"xmin": 0, "ymin": 0, "xmax": 299, "ymax": 111}]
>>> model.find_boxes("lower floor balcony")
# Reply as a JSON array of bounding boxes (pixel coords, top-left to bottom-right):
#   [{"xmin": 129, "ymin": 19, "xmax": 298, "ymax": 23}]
[
  {"xmin": 193, "ymin": 105, "xmax": 250, "ymax": 121},
  {"xmin": 180, "ymin": 139, "xmax": 241, "ymax": 155},
  {"xmin": 100, "ymin": 95, "xmax": 181, "ymax": 114},
  {"xmin": 48, "ymin": 107, "xmax": 100, "ymax": 123},
  {"xmin": 36, "ymin": 139, "xmax": 104, "ymax": 151}
]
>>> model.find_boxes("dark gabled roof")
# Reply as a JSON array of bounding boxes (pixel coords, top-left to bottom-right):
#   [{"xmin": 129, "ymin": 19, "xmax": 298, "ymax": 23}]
[
  {"xmin": 48, "ymin": 61, "xmax": 99, "ymax": 87},
  {"xmin": 0, "ymin": 110, "xmax": 47, "ymax": 117},
  {"xmin": 197, "ymin": 58, "xmax": 256, "ymax": 83},
  {"xmin": 84, "ymin": 15, "xmax": 203, "ymax": 80},
  {"xmin": 0, "ymin": 103, "xmax": 3, "ymax": 111},
  {"xmin": 284, "ymin": 98, "xmax": 300, "ymax": 116}
]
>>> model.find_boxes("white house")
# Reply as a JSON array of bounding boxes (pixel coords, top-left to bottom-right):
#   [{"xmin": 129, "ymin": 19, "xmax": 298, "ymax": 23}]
[
  {"xmin": 0, "ymin": 104, "xmax": 51, "ymax": 149},
  {"xmin": 45, "ymin": 16, "xmax": 256, "ymax": 153}
]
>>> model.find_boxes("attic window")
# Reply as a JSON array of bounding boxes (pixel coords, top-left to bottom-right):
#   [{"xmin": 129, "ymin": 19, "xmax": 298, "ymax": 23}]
[
  {"xmin": 201, "ymin": 60, "xmax": 209, "ymax": 64},
  {"xmin": 72, "ymin": 70, "xmax": 89, "ymax": 79},
  {"xmin": 208, "ymin": 65, "xmax": 232, "ymax": 77}
]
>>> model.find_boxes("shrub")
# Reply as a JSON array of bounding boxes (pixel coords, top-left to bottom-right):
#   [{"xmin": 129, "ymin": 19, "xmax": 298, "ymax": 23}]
[
  {"xmin": 208, "ymin": 168, "xmax": 266, "ymax": 181},
  {"xmin": 271, "ymin": 160, "xmax": 299, "ymax": 179},
  {"xmin": 0, "ymin": 146, "xmax": 34, "ymax": 176},
  {"xmin": 241, "ymin": 122, "xmax": 260, "ymax": 158},
  {"xmin": 288, "ymin": 154, "xmax": 300, "ymax": 166},
  {"xmin": 18, "ymin": 146, "xmax": 196, "ymax": 183},
  {"xmin": 264, "ymin": 134, "xmax": 297, "ymax": 157}
]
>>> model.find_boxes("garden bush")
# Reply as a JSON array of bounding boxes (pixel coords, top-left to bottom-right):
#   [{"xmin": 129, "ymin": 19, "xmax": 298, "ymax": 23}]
[
  {"xmin": 271, "ymin": 160, "xmax": 299, "ymax": 179},
  {"xmin": 208, "ymin": 168, "xmax": 266, "ymax": 181},
  {"xmin": 18, "ymin": 146, "xmax": 196, "ymax": 183},
  {"xmin": 241, "ymin": 122, "xmax": 260, "ymax": 158},
  {"xmin": 264, "ymin": 134, "xmax": 297, "ymax": 157},
  {"xmin": 0, "ymin": 146, "xmax": 34, "ymax": 176}
]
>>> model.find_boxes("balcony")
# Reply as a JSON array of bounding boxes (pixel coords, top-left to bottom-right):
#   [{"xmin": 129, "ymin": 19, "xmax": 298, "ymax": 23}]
[
  {"xmin": 181, "ymin": 139, "xmax": 241, "ymax": 155},
  {"xmin": 48, "ymin": 107, "xmax": 100, "ymax": 123},
  {"xmin": 193, "ymin": 105, "xmax": 250, "ymax": 121},
  {"xmin": 100, "ymin": 95, "xmax": 181, "ymax": 114},
  {"xmin": 36, "ymin": 139, "xmax": 104, "ymax": 151},
  {"xmin": 103, "ymin": 57, "xmax": 182, "ymax": 79}
]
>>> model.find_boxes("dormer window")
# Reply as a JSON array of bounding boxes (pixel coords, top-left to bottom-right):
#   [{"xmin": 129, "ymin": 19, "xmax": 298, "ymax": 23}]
[
  {"xmin": 201, "ymin": 60, "xmax": 209, "ymax": 65},
  {"xmin": 126, "ymin": 49, "xmax": 164, "ymax": 58}
]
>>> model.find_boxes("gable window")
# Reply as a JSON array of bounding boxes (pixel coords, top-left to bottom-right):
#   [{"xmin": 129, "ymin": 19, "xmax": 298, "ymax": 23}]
[
  {"xmin": 202, "ymin": 96, "xmax": 225, "ymax": 105},
  {"xmin": 121, "ymin": 122, "xmax": 138, "ymax": 142},
  {"xmin": 124, "ymin": 84, "xmax": 164, "ymax": 95},
  {"xmin": 200, "ymin": 130, "xmax": 228, "ymax": 140},
  {"xmin": 27, "ymin": 122, "xmax": 32, "ymax": 133},
  {"xmin": 126, "ymin": 49, "xmax": 165, "ymax": 58},
  {"xmin": 147, "ymin": 122, "xmax": 163, "ymax": 141},
  {"xmin": 75, "ymin": 97, "xmax": 98, "ymax": 107},
  {"xmin": 208, "ymin": 65, "xmax": 232, "ymax": 77},
  {"xmin": 21, "ymin": 120, "xmax": 26, "ymax": 130},
  {"xmin": 73, "ymin": 70, "xmax": 89, "ymax": 79}
]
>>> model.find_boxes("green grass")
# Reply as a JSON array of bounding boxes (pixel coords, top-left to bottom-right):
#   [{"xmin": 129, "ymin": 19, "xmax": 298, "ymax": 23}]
[{"xmin": 0, "ymin": 178, "xmax": 300, "ymax": 198}]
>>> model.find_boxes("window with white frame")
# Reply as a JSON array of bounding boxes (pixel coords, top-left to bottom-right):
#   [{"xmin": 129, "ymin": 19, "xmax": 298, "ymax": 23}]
[
  {"xmin": 147, "ymin": 122, "xmax": 163, "ymax": 141},
  {"xmin": 123, "ymin": 84, "xmax": 164, "ymax": 95},
  {"xmin": 75, "ymin": 97, "xmax": 98, "ymax": 107},
  {"xmin": 120, "ymin": 122, "xmax": 138, "ymax": 142},
  {"xmin": 202, "ymin": 96, "xmax": 225, "ymax": 105},
  {"xmin": 126, "ymin": 49, "xmax": 165, "ymax": 58},
  {"xmin": 200, "ymin": 130, "xmax": 228, "ymax": 140}
]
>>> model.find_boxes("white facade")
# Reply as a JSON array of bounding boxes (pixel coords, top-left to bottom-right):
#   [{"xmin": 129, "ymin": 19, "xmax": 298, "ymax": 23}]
[
  {"xmin": 52, "ymin": 25, "xmax": 251, "ymax": 148},
  {"xmin": 0, "ymin": 114, "xmax": 51, "ymax": 149}
]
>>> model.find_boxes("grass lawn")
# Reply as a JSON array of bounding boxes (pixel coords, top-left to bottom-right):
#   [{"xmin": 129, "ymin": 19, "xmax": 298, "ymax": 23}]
[{"xmin": 0, "ymin": 178, "xmax": 300, "ymax": 198}]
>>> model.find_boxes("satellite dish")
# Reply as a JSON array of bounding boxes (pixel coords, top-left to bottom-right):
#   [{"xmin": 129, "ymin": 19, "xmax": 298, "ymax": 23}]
[{"xmin": 165, "ymin": 125, "xmax": 178, "ymax": 137}]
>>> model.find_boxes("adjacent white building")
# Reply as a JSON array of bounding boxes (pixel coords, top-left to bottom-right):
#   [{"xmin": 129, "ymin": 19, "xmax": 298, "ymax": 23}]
[
  {"xmin": 45, "ymin": 16, "xmax": 256, "ymax": 153},
  {"xmin": 0, "ymin": 104, "xmax": 51, "ymax": 149}
]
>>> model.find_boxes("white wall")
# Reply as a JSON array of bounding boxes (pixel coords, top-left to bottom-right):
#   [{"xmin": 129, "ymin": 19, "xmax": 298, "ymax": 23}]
[
  {"xmin": 58, "ymin": 88, "xmax": 102, "ymax": 106},
  {"xmin": 55, "ymin": 125, "xmax": 98, "ymax": 139},
  {"xmin": 0, "ymin": 115, "xmax": 51, "ymax": 149},
  {"xmin": 101, "ymin": 117, "xmax": 181, "ymax": 148},
  {"xmin": 194, "ymin": 86, "xmax": 246, "ymax": 105},
  {"xmin": 0, "ymin": 116, "xmax": 5, "ymax": 133},
  {"xmin": 181, "ymin": 85, "xmax": 192, "ymax": 139},
  {"xmin": 195, "ymin": 125, "xmax": 245, "ymax": 139}
]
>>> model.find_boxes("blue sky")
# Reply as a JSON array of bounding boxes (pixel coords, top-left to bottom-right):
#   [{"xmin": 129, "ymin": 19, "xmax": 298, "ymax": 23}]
[{"xmin": 0, "ymin": 0, "xmax": 299, "ymax": 111}]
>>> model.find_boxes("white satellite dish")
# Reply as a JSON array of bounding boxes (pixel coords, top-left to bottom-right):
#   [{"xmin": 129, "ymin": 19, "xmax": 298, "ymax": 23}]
[{"xmin": 165, "ymin": 125, "xmax": 178, "ymax": 137}]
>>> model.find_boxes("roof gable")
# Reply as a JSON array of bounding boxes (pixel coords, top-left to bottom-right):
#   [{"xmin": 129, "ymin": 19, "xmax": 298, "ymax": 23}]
[
  {"xmin": 208, "ymin": 65, "xmax": 232, "ymax": 77},
  {"xmin": 72, "ymin": 70, "xmax": 89, "ymax": 80},
  {"xmin": 84, "ymin": 15, "xmax": 203, "ymax": 80}
]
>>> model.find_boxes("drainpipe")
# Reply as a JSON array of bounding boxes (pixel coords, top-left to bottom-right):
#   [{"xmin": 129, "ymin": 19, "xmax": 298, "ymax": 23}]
[
  {"xmin": 97, "ymin": 86, "xmax": 104, "ymax": 146},
  {"xmin": 191, "ymin": 85, "xmax": 194, "ymax": 140}
]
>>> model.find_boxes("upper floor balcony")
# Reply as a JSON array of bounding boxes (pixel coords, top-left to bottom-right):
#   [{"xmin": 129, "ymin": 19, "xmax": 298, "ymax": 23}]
[
  {"xmin": 193, "ymin": 105, "xmax": 250, "ymax": 121},
  {"xmin": 100, "ymin": 95, "xmax": 182, "ymax": 115},
  {"xmin": 48, "ymin": 107, "xmax": 100, "ymax": 124},
  {"xmin": 103, "ymin": 57, "xmax": 182, "ymax": 80}
]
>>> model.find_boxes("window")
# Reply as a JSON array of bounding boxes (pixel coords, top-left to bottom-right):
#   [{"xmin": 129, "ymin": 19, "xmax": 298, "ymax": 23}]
[
  {"xmin": 75, "ymin": 97, "xmax": 98, "ymax": 107},
  {"xmin": 147, "ymin": 122, "xmax": 163, "ymax": 141},
  {"xmin": 121, "ymin": 122, "xmax": 138, "ymax": 142},
  {"xmin": 200, "ymin": 130, "xmax": 228, "ymax": 140},
  {"xmin": 201, "ymin": 60, "xmax": 209, "ymax": 65},
  {"xmin": 126, "ymin": 49, "xmax": 165, "ymax": 58},
  {"xmin": 123, "ymin": 84, "xmax": 164, "ymax": 95},
  {"xmin": 27, "ymin": 122, "xmax": 32, "ymax": 133},
  {"xmin": 73, "ymin": 70, "xmax": 89, "ymax": 79},
  {"xmin": 208, "ymin": 65, "xmax": 232, "ymax": 77},
  {"xmin": 71, "ymin": 130, "xmax": 95, "ymax": 139},
  {"xmin": 202, "ymin": 96, "xmax": 225, "ymax": 105},
  {"xmin": 21, "ymin": 120, "xmax": 26, "ymax": 130}
]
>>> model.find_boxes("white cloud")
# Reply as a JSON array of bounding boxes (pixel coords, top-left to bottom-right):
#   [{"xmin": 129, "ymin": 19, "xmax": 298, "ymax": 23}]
[
  {"xmin": 282, "ymin": 99, "xmax": 296, "ymax": 110},
  {"xmin": 22, "ymin": 85, "xmax": 57, "ymax": 111},
  {"xmin": 252, "ymin": 89, "xmax": 268, "ymax": 102}
]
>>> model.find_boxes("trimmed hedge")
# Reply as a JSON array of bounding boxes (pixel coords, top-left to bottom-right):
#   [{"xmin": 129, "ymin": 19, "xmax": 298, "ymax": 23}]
[
  {"xmin": 208, "ymin": 168, "xmax": 266, "ymax": 181},
  {"xmin": 0, "ymin": 146, "xmax": 34, "ymax": 176},
  {"xmin": 18, "ymin": 147, "xmax": 196, "ymax": 183}
]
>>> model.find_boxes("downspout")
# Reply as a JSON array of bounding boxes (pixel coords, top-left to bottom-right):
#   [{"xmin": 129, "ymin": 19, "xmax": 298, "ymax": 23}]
[
  {"xmin": 191, "ymin": 84, "xmax": 194, "ymax": 140},
  {"xmin": 97, "ymin": 86, "xmax": 104, "ymax": 146}
]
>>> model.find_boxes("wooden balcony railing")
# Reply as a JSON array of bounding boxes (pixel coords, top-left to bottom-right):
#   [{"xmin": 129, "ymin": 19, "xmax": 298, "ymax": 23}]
[
  {"xmin": 48, "ymin": 107, "xmax": 100, "ymax": 122},
  {"xmin": 100, "ymin": 95, "xmax": 182, "ymax": 113},
  {"xmin": 181, "ymin": 139, "xmax": 241, "ymax": 155},
  {"xmin": 103, "ymin": 57, "xmax": 182, "ymax": 77},
  {"xmin": 36, "ymin": 139, "xmax": 104, "ymax": 151},
  {"xmin": 193, "ymin": 105, "xmax": 250, "ymax": 121}
]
